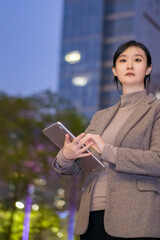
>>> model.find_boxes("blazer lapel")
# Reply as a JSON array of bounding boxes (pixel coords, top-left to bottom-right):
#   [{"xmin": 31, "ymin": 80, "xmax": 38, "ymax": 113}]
[
  {"xmin": 96, "ymin": 102, "xmax": 121, "ymax": 135},
  {"xmin": 115, "ymin": 93, "xmax": 155, "ymax": 147}
]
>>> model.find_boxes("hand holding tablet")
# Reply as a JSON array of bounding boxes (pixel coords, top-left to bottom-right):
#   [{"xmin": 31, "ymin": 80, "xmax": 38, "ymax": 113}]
[{"xmin": 43, "ymin": 122, "xmax": 106, "ymax": 173}]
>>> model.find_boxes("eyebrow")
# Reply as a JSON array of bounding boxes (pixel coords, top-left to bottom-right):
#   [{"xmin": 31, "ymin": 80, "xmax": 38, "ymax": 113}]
[{"xmin": 119, "ymin": 54, "xmax": 144, "ymax": 58}]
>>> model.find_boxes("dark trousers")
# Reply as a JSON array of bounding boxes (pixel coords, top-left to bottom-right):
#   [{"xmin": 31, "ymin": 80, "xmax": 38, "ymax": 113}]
[{"xmin": 80, "ymin": 210, "xmax": 157, "ymax": 240}]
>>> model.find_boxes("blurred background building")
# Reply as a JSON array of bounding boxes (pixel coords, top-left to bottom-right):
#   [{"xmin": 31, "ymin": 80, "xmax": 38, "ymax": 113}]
[{"xmin": 59, "ymin": 0, "xmax": 160, "ymax": 119}]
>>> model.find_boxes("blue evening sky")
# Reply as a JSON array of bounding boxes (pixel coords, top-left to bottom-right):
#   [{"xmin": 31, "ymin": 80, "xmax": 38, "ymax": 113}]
[{"xmin": 0, "ymin": 0, "xmax": 64, "ymax": 96}]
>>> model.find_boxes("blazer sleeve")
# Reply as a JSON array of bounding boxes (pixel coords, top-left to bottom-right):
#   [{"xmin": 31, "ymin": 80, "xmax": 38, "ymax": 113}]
[
  {"xmin": 52, "ymin": 149, "xmax": 81, "ymax": 175},
  {"xmin": 115, "ymin": 109, "xmax": 160, "ymax": 177}
]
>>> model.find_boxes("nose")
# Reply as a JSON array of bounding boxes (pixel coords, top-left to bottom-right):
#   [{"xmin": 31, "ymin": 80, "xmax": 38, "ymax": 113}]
[{"xmin": 127, "ymin": 60, "xmax": 134, "ymax": 69}]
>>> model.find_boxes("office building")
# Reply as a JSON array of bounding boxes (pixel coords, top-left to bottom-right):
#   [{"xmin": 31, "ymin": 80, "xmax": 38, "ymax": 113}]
[{"xmin": 59, "ymin": 0, "xmax": 160, "ymax": 119}]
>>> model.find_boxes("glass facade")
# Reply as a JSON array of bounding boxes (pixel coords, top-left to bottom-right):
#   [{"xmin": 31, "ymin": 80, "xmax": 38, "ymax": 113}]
[
  {"xmin": 100, "ymin": 0, "xmax": 136, "ymax": 109},
  {"xmin": 59, "ymin": 0, "xmax": 160, "ymax": 119},
  {"xmin": 59, "ymin": 0, "xmax": 103, "ymax": 119}
]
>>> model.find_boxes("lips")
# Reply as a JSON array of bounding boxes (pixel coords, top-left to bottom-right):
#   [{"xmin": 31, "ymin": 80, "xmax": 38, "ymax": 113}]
[{"xmin": 125, "ymin": 73, "xmax": 135, "ymax": 76}]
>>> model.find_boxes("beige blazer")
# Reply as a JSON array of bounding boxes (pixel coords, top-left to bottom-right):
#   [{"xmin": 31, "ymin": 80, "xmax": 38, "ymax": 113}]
[{"xmin": 53, "ymin": 93, "xmax": 160, "ymax": 238}]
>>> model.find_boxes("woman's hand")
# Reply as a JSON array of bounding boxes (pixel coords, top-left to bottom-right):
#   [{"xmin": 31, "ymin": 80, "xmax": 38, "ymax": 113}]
[
  {"xmin": 84, "ymin": 133, "xmax": 105, "ymax": 154},
  {"xmin": 62, "ymin": 133, "xmax": 94, "ymax": 161}
]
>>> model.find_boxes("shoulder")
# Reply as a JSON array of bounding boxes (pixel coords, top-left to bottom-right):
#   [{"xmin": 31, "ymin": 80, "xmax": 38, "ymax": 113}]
[
  {"xmin": 145, "ymin": 94, "xmax": 160, "ymax": 121},
  {"xmin": 154, "ymin": 99, "xmax": 160, "ymax": 110},
  {"xmin": 91, "ymin": 108, "xmax": 109, "ymax": 120},
  {"xmin": 147, "ymin": 93, "xmax": 160, "ymax": 110},
  {"xmin": 90, "ymin": 102, "xmax": 120, "ymax": 122},
  {"xmin": 153, "ymin": 97, "xmax": 160, "ymax": 107},
  {"xmin": 154, "ymin": 99, "xmax": 160, "ymax": 117}
]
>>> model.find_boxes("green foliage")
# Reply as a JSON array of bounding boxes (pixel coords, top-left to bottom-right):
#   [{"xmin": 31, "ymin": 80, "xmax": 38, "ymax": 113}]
[
  {"xmin": 0, "ymin": 204, "xmax": 68, "ymax": 240},
  {"xmin": 0, "ymin": 90, "xmax": 87, "ymax": 240}
]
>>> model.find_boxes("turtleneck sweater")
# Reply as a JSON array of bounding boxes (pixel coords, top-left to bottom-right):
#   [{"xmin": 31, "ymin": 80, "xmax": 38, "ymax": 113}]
[
  {"xmin": 55, "ymin": 90, "xmax": 147, "ymax": 210},
  {"xmin": 90, "ymin": 90, "xmax": 147, "ymax": 210}
]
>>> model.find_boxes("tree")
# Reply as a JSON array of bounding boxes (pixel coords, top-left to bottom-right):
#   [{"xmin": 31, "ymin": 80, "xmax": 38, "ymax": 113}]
[{"xmin": 0, "ymin": 90, "xmax": 88, "ymax": 240}]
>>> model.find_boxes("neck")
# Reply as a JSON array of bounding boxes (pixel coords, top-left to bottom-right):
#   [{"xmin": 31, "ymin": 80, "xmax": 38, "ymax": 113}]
[{"xmin": 122, "ymin": 85, "xmax": 145, "ymax": 95}]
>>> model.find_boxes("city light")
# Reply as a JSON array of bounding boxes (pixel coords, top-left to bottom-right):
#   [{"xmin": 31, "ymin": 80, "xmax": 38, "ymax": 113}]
[
  {"xmin": 15, "ymin": 201, "xmax": 25, "ymax": 209},
  {"xmin": 65, "ymin": 51, "xmax": 81, "ymax": 64},
  {"xmin": 56, "ymin": 210, "xmax": 69, "ymax": 219},
  {"xmin": 57, "ymin": 188, "xmax": 65, "ymax": 198},
  {"xmin": 57, "ymin": 232, "xmax": 63, "ymax": 238},
  {"xmin": 54, "ymin": 199, "xmax": 66, "ymax": 209},
  {"xmin": 72, "ymin": 76, "xmax": 88, "ymax": 87},
  {"xmin": 22, "ymin": 184, "xmax": 33, "ymax": 240},
  {"xmin": 34, "ymin": 178, "xmax": 46, "ymax": 186},
  {"xmin": 32, "ymin": 204, "xmax": 39, "ymax": 211}
]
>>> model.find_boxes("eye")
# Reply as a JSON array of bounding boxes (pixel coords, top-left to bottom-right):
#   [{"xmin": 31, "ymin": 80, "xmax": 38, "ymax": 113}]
[
  {"xmin": 135, "ymin": 58, "xmax": 142, "ymax": 62},
  {"xmin": 119, "ymin": 59, "xmax": 126, "ymax": 63}
]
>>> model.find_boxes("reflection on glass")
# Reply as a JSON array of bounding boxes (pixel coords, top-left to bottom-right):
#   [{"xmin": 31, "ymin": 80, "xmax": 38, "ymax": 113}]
[
  {"xmin": 65, "ymin": 51, "xmax": 81, "ymax": 64},
  {"xmin": 72, "ymin": 76, "xmax": 88, "ymax": 87}
]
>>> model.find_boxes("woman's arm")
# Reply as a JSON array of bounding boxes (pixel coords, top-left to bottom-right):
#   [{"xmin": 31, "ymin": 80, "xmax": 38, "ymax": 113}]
[
  {"xmin": 52, "ymin": 132, "xmax": 94, "ymax": 175},
  {"xmin": 85, "ymin": 110, "xmax": 160, "ymax": 177}
]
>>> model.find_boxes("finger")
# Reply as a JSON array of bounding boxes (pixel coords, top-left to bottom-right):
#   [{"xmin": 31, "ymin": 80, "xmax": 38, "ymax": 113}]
[
  {"xmin": 77, "ymin": 135, "xmax": 93, "ymax": 148},
  {"xmin": 78, "ymin": 151, "xmax": 93, "ymax": 158},
  {"xmin": 85, "ymin": 140, "xmax": 92, "ymax": 146},
  {"xmin": 73, "ymin": 133, "xmax": 85, "ymax": 144},
  {"xmin": 84, "ymin": 134, "xmax": 101, "ymax": 146},
  {"xmin": 65, "ymin": 134, "xmax": 71, "ymax": 143},
  {"xmin": 79, "ymin": 142, "xmax": 93, "ymax": 153}
]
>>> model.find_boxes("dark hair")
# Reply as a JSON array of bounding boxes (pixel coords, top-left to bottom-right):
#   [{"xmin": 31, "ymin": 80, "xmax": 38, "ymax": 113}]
[{"xmin": 113, "ymin": 40, "xmax": 152, "ymax": 90}]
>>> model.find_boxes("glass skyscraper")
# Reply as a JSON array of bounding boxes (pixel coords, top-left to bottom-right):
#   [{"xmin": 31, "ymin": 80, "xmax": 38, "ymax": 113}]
[{"xmin": 59, "ymin": 0, "xmax": 160, "ymax": 119}]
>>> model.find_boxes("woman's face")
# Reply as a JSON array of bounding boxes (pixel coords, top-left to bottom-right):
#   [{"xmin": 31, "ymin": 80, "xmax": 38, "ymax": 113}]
[{"xmin": 112, "ymin": 46, "xmax": 152, "ymax": 93}]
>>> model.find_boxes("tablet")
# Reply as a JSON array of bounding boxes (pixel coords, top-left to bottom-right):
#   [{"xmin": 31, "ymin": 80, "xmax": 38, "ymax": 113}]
[{"xmin": 43, "ymin": 121, "xmax": 106, "ymax": 173}]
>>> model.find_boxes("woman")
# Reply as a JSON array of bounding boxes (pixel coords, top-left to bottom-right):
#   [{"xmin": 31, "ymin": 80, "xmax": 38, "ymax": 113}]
[{"xmin": 53, "ymin": 40, "xmax": 160, "ymax": 239}]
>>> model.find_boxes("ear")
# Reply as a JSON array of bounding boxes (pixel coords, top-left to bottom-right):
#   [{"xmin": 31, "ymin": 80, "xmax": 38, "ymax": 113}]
[
  {"xmin": 146, "ymin": 65, "xmax": 152, "ymax": 75},
  {"xmin": 112, "ymin": 66, "xmax": 117, "ymax": 76}
]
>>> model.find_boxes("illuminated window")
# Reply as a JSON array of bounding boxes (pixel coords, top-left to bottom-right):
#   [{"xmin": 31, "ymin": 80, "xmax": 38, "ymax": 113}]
[
  {"xmin": 65, "ymin": 51, "xmax": 81, "ymax": 64},
  {"xmin": 72, "ymin": 75, "xmax": 88, "ymax": 87}
]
